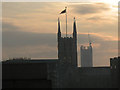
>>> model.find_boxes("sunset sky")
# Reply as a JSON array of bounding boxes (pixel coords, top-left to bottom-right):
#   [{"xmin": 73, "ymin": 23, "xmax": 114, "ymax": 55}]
[{"xmin": 2, "ymin": 0, "xmax": 119, "ymax": 66}]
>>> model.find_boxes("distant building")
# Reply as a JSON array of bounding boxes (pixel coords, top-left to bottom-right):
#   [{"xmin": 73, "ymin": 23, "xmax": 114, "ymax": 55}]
[{"xmin": 81, "ymin": 43, "xmax": 93, "ymax": 67}]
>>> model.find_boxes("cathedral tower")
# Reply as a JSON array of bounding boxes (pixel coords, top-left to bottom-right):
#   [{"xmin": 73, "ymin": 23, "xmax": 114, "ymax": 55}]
[{"xmin": 57, "ymin": 17, "xmax": 77, "ymax": 67}]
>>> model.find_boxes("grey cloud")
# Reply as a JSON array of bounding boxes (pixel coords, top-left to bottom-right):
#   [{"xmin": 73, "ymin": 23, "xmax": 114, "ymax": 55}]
[
  {"xmin": 87, "ymin": 17, "xmax": 102, "ymax": 21},
  {"xmin": 2, "ymin": 22, "xmax": 113, "ymax": 48},
  {"xmin": 3, "ymin": 22, "xmax": 18, "ymax": 31},
  {"xmin": 2, "ymin": 22, "xmax": 56, "ymax": 48},
  {"xmin": 2, "ymin": 22, "xmax": 117, "ymax": 66},
  {"xmin": 3, "ymin": 31, "xmax": 57, "ymax": 48},
  {"xmin": 72, "ymin": 3, "xmax": 110, "ymax": 15}
]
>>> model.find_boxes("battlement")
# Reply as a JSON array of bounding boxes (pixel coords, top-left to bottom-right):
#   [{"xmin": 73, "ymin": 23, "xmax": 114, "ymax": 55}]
[
  {"xmin": 60, "ymin": 36, "xmax": 73, "ymax": 39},
  {"xmin": 110, "ymin": 56, "xmax": 120, "ymax": 61},
  {"xmin": 60, "ymin": 36, "xmax": 76, "ymax": 39},
  {"xmin": 81, "ymin": 45, "xmax": 92, "ymax": 50}
]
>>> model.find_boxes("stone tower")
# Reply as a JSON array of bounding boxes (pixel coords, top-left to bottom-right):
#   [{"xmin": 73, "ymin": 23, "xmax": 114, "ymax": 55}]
[
  {"xmin": 57, "ymin": 17, "xmax": 77, "ymax": 67},
  {"xmin": 80, "ymin": 43, "xmax": 93, "ymax": 67}
]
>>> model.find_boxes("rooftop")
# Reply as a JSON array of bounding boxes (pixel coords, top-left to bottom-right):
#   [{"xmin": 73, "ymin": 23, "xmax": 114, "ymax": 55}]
[{"xmin": 2, "ymin": 58, "xmax": 58, "ymax": 64}]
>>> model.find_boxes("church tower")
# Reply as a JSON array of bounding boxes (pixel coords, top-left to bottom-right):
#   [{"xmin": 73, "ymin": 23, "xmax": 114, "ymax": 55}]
[
  {"xmin": 57, "ymin": 17, "xmax": 77, "ymax": 67},
  {"xmin": 80, "ymin": 34, "xmax": 93, "ymax": 67}
]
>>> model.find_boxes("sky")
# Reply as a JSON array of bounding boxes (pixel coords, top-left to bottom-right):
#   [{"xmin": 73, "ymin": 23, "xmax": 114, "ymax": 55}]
[{"xmin": 2, "ymin": 0, "xmax": 119, "ymax": 67}]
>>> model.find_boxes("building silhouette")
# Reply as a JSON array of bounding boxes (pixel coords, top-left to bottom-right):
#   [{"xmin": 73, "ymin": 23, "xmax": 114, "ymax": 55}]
[
  {"xmin": 2, "ymin": 17, "xmax": 120, "ymax": 89},
  {"xmin": 2, "ymin": 58, "xmax": 58, "ymax": 89},
  {"xmin": 58, "ymin": 17, "xmax": 77, "ymax": 67},
  {"xmin": 81, "ymin": 43, "xmax": 93, "ymax": 67}
]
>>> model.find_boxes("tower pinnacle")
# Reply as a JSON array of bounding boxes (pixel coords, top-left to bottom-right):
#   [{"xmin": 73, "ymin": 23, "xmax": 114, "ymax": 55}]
[
  {"xmin": 88, "ymin": 33, "xmax": 92, "ymax": 46},
  {"xmin": 58, "ymin": 17, "xmax": 61, "ymax": 41},
  {"xmin": 73, "ymin": 17, "xmax": 77, "ymax": 39},
  {"xmin": 58, "ymin": 17, "xmax": 61, "ymax": 33}
]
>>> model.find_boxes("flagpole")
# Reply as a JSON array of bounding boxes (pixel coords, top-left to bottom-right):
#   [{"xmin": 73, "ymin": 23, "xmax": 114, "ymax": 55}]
[{"xmin": 65, "ymin": 7, "xmax": 67, "ymax": 37}]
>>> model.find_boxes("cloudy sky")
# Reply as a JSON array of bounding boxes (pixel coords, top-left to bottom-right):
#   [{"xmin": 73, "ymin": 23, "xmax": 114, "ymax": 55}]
[{"xmin": 2, "ymin": 0, "xmax": 118, "ymax": 67}]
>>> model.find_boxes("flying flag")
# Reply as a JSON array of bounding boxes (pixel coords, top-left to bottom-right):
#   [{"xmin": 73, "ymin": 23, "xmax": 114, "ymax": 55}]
[
  {"xmin": 60, "ymin": 7, "xmax": 68, "ymax": 37},
  {"xmin": 60, "ymin": 7, "xmax": 67, "ymax": 14}
]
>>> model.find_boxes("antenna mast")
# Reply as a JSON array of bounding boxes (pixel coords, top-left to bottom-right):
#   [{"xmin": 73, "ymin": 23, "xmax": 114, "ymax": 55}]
[{"xmin": 88, "ymin": 33, "xmax": 92, "ymax": 46}]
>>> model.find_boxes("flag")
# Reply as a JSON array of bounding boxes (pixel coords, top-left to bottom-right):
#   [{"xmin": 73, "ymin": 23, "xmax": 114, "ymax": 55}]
[{"xmin": 60, "ymin": 8, "xmax": 66, "ymax": 14}]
